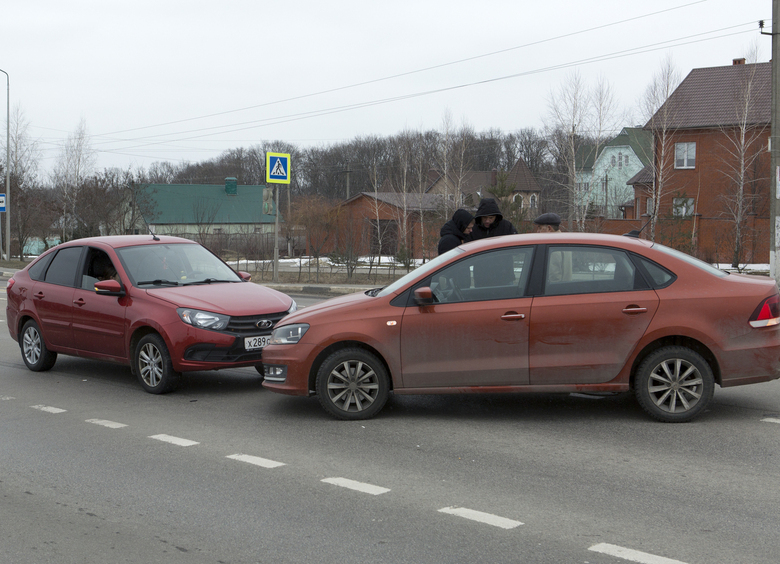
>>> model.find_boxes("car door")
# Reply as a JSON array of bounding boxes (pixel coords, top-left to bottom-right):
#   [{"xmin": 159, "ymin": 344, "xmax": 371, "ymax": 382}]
[
  {"xmin": 399, "ymin": 247, "xmax": 533, "ymax": 389},
  {"xmin": 31, "ymin": 246, "xmax": 84, "ymax": 350},
  {"xmin": 529, "ymin": 245, "xmax": 659, "ymax": 385},
  {"xmin": 70, "ymin": 248, "xmax": 128, "ymax": 359}
]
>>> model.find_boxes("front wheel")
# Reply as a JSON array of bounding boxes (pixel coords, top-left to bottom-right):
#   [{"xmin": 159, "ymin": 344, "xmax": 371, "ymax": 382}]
[
  {"xmin": 316, "ymin": 348, "xmax": 390, "ymax": 420},
  {"xmin": 134, "ymin": 334, "xmax": 181, "ymax": 394},
  {"xmin": 20, "ymin": 320, "xmax": 57, "ymax": 371},
  {"xmin": 635, "ymin": 346, "xmax": 714, "ymax": 423}
]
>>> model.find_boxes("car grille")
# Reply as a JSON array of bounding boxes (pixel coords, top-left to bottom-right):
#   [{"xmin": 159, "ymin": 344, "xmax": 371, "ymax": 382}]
[{"xmin": 225, "ymin": 311, "xmax": 289, "ymax": 336}]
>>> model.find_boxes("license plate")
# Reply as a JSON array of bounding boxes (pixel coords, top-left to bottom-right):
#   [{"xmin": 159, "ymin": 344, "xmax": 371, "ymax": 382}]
[{"xmin": 244, "ymin": 335, "xmax": 271, "ymax": 351}]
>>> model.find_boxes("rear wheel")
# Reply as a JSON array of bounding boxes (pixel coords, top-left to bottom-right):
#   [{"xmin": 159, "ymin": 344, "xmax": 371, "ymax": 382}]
[
  {"xmin": 20, "ymin": 320, "xmax": 57, "ymax": 371},
  {"xmin": 635, "ymin": 346, "xmax": 714, "ymax": 423},
  {"xmin": 134, "ymin": 334, "xmax": 181, "ymax": 394},
  {"xmin": 316, "ymin": 348, "xmax": 389, "ymax": 420}
]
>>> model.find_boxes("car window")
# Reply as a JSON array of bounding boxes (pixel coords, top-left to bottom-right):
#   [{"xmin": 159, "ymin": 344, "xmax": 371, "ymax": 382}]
[
  {"xmin": 429, "ymin": 247, "xmax": 533, "ymax": 304},
  {"xmin": 82, "ymin": 248, "xmax": 119, "ymax": 289},
  {"xmin": 28, "ymin": 252, "xmax": 55, "ymax": 281},
  {"xmin": 635, "ymin": 256, "xmax": 675, "ymax": 288},
  {"xmin": 43, "ymin": 247, "xmax": 83, "ymax": 287},
  {"xmin": 544, "ymin": 246, "xmax": 637, "ymax": 296}
]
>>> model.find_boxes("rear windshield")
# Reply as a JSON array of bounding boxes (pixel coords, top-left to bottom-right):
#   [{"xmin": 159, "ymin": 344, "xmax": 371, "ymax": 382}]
[{"xmin": 652, "ymin": 243, "xmax": 727, "ymax": 278}]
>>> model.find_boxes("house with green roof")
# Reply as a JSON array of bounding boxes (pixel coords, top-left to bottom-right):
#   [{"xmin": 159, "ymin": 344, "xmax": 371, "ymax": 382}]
[
  {"xmin": 575, "ymin": 127, "xmax": 652, "ymax": 218},
  {"xmin": 139, "ymin": 178, "xmax": 279, "ymax": 238}
]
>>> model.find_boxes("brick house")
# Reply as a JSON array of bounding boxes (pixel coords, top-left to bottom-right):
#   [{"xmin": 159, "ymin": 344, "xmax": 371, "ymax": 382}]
[{"xmin": 629, "ymin": 59, "xmax": 771, "ymax": 263}]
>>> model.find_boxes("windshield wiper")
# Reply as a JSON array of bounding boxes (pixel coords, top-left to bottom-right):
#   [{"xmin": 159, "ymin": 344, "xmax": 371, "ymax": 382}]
[
  {"xmin": 182, "ymin": 278, "xmax": 234, "ymax": 286},
  {"xmin": 137, "ymin": 279, "xmax": 180, "ymax": 286}
]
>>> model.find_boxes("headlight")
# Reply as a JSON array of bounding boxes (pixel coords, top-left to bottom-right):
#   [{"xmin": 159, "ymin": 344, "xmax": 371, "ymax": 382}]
[
  {"xmin": 177, "ymin": 308, "xmax": 230, "ymax": 331},
  {"xmin": 287, "ymin": 300, "xmax": 298, "ymax": 314},
  {"xmin": 270, "ymin": 323, "xmax": 309, "ymax": 345}
]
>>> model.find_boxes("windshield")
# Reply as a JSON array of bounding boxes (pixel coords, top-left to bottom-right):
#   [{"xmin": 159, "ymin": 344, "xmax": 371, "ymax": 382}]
[
  {"xmin": 116, "ymin": 243, "xmax": 242, "ymax": 287},
  {"xmin": 376, "ymin": 247, "xmax": 465, "ymax": 297}
]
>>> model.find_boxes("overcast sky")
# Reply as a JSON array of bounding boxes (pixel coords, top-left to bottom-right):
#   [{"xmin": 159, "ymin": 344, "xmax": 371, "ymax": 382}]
[{"xmin": 0, "ymin": 0, "xmax": 771, "ymax": 175}]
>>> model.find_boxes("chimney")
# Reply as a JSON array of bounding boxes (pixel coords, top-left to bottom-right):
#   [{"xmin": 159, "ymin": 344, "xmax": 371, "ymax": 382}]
[
  {"xmin": 491, "ymin": 168, "xmax": 497, "ymax": 186},
  {"xmin": 733, "ymin": 58, "xmax": 746, "ymax": 65},
  {"xmin": 225, "ymin": 177, "xmax": 237, "ymax": 195}
]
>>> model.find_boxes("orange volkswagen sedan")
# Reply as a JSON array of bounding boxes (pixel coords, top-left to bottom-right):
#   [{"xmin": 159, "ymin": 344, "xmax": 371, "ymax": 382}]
[{"xmin": 262, "ymin": 233, "xmax": 780, "ymax": 422}]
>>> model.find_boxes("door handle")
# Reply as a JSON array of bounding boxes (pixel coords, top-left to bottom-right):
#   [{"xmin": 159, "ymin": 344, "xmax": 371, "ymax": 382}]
[
  {"xmin": 73, "ymin": 298, "xmax": 86, "ymax": 306},
  {"xmin": 501, "ymin": 312, "xmax": 525, "ymax": 320},
  {"xmin": 34, "ymin": 292, "xmax": 45, "ymax": 299},
  {"xmin": 622, "ymin": 306, "xmax": 647, "ymax": 314}
]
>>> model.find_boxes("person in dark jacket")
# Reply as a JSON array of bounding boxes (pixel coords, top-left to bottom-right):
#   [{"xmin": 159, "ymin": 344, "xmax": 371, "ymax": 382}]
[
  {"xmin": 437, "ymin": 209, "xmax": 474, "ymax": 255},
  {"xmin": 467, "ymin": 198, "xmax": 517, "ymax": 241}
]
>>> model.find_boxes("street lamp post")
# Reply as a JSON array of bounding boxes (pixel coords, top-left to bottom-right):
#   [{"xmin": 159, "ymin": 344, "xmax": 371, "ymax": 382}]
[{"xmin": 0, "ymin": 68, "xmax": 8, "ymax": 261}]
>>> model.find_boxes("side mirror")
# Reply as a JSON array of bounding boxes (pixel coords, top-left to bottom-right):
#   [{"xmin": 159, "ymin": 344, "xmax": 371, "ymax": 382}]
[
  {"xmin": 414, "ymin": 287, "xmax": 435, "ymax": 306},
  {"xmin": 94, "ymin": 279, "xmax": 125, "ymax": 297},
  {"xmin": 238, "ymin": 271, "xmax": 252, "ymax": 282}
]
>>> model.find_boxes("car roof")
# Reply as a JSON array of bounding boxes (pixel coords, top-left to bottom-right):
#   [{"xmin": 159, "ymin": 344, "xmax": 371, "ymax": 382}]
[
  {"xmin": 57, "ymin": 234, "xmax": 197, "ymax": 249},
  {"xmin": 460, "ymin": 232, "xmax": 655, "ymax": 253}
]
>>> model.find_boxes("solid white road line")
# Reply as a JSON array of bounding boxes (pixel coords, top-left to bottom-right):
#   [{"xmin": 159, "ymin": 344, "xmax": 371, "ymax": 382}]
[
  {"xmin": 148, "ymin": 434, "xmax": 199, "ymax": 447},
  {"xmin": 437, "ymin": 506, "xmax": 523, "ymax": 530},
  {"xmin": 321, "ymin": 477, "xmax": 390, "ymax": 496},
  {"xmin": 589, "ymin": 543, "xmax": 688, "ymax": 564},
  {"xmin": 30, "ymin": 405, "xmax": 67, "ymax": 414},
  {"xmin": 761, "ymin": 417, "xmax": 780, "ymax": 424},
  {"xmin": 226, "ymin": 453, "xmax": 286, "ymax": 469},
  {"xmin": 86, "ymin": 419, "xmax": 128, "ymax": 429}
]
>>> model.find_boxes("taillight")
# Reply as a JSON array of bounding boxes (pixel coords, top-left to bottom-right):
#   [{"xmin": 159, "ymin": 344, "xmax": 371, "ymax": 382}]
[
  {"xmin": 749, "ymin": 294, "xmax": 780, "ymax": 328},
  {"xmin": 6, "ymin": 277, "xmax": 15, "ymax": 291}
]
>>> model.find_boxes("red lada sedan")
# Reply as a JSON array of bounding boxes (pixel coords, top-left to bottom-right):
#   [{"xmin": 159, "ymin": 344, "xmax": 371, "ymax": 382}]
[
  {"xmin": 6, "ymin": 235, "xmax": 296, "ymax": 393},
  {"xmin": 262, "ymin": 233, "xmax": 780, "ymax": 422}
]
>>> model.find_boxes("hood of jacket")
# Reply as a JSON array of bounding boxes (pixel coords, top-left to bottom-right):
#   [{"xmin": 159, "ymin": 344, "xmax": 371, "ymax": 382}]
[{"xmin": 474, "ymin": 198, "xmax": 504, "ymax": 223}]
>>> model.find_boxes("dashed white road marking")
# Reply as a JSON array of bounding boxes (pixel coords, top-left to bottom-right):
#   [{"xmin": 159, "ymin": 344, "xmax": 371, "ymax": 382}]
[
  {"xmin": 86, "ymin": 419, "xmax": 128, "ymax": 429},
  {"xmin": 226, "ymin": 453, "xmax": 285, "ymax": 469},
  {"xmin": 321, "ymin": 477, "xmax": 390, "ymax": 496},
  {"xmin": 30, "ymin": 405, "xmax": 67, "ymax": 414},
  {"xmin": 148, "ymin": 434, "xmax": 199, "ymax": 447},
  {"xmin": 589, "ymin": 543, "xmax": 688, "ymax": 564},
  {"xmin": 761, "ymin": 417, "xmax": 780, "ymax": 424},
  {"xmin": 1, "ymin": 396, "xmax": 15, "ymax": 400},
  {"xmin": 438, "ymin": 506, "xmax": 522, "ymax": 529}
]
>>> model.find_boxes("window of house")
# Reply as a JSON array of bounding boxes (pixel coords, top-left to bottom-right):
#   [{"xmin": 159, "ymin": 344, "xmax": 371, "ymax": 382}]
[
  {"xmin": 646, "ymin": 197, "xmax": 654, "ymax": 216},
  {"xmin": 625, "ymin": 155, "xmax": 629, "ymax": 166},
  {"xmin": 513, "ymin": 194, "xmax": 523, "ymax": 207},
  {"xmin": 618, "ymin": 152, "xmax": 623, "ymax": 168},
  {"xmin": 673, "ymin": 197, "xmax": 695, "ymax": 217},
  {"xmin": 611, "ymin": 155, "xmax": 616, "ymax": 166},
  {"xmin": 530, "ymin": 194, "xmax": 537, "ymax": 208},
  {"xmin": 675, "ymin": 142, "xmax": 696, "ymax": 169}
]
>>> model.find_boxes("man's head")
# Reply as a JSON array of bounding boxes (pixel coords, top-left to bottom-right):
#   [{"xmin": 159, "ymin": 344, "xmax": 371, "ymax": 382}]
[
  {"xmin": 464, "ymin": 221, "xmax": 475, "ymax": 235},
  {"xmin": 533, "ymin": 212, "xmax": 561, "ymax": 233},
  {"xmin": 480, "ymin": 215, "xmax": 497, "ymax": 228}
]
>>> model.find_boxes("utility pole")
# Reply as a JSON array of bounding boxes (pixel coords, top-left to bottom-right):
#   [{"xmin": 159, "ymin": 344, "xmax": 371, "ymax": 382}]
[{"xmin": 765, "ymin": 4, "xmax": 780, "ymax": 281}]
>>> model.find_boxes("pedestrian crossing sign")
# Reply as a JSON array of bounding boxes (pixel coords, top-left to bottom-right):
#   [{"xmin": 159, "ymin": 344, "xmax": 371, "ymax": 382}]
[{"xmin": 266, "ymin": 152, "xmax": 291, "ymax": 184}]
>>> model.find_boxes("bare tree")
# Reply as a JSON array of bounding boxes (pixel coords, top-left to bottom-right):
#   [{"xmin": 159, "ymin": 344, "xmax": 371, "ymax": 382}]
[
  {"xmin": 717, "ymin": 48, "xmax": 768, "ymax": 267},
  {"xmin": 640, "ymin": 55, "xmax": 682, "ymax": 241},
  {"xmin": 5, "ymin": 106, "xmax": 42, "ymax": 257},
  {"xmin": 544, "ymin": 70, "xmax": 590, "ymax": 230},
  {"xmin": 52, "ymin": 118, "xmax": 97, "ymax": 241}
]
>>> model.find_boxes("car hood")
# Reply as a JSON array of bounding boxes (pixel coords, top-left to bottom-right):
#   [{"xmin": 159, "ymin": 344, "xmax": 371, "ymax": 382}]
[
  {"xmin": 145, "ymin": 282, "xmax": 293, "ymax": 315},
  {"xmin": 280, "ymin": 290, "xmax": 375, "ymax": 324}
]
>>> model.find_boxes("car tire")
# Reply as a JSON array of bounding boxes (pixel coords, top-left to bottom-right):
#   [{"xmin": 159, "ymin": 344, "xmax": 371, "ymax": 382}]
[
  {"xmin": 635, "ymin": 346, "xmax": 714, "ymax": 423},
  {"xmin": 255, "ymin": 365, "xmax": 265, "ymax": 379},
  {"xmin": 316, "ymin": 348, "xmax": 389, "ymax": 420},
  {"xmin": 20, "ymin": 319, "xmax": 57, "ymax": 372},
  {"xmin": 134, "ymin": 334, "xmax": 181, "ymax": 394}
]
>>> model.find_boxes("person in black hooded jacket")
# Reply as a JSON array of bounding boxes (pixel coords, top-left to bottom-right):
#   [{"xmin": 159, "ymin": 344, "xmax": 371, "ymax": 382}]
[
  {"xmin": 437, "ymin": 209, "xmax": 474, "ymax": 255},
  {"xmin": 467, "ymin": 198, "xmax": 517, "ymax": 241}
]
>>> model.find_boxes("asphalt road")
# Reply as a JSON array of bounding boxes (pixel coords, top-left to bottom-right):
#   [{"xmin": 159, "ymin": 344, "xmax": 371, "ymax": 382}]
[{"xmin": 2, "ymin": 284, "xmax": 780, "ymax": 564}]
